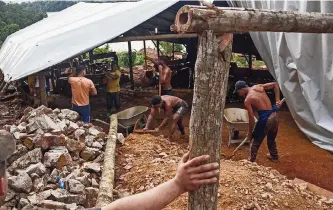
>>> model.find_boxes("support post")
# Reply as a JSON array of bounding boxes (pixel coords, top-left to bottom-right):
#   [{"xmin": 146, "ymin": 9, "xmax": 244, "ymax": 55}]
[
  {"xmin": 248, "ymin": 53, "xmax": 252, "ymax": 70},
  {"xmin": 143, "ymin": 40, "xmax": 147, "ymax": 68},
  {"xmin": 39, "ymin": 75, "xmax": 47, "ymax": 106},
  {"xmin": 188, "ymin": 31, "xmax": 233, "ymax": 210},
  {"xmin": 96, "ymin": 114, "xmax": 118, "ymax": 207},
  {"xmin": 157, "ymin": 40, "xmax": 160, "ymax": 58},
  {"xmin": 128, "ymin": 41, "xmax": 134, "ymax": 90},
  {"xmin": 172, "ymin": 43, "xmax": 175, "ymax": 60}
]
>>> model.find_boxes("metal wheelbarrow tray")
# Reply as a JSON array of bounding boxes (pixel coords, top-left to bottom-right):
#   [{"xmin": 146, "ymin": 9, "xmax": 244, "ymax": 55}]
[
  {"xmin": 116, "ymin": 106, "xmax": 149, "ymax": 136},
  {"xmin": 224, "ymin": 108, "xmax": 257, "ymax": 147}
]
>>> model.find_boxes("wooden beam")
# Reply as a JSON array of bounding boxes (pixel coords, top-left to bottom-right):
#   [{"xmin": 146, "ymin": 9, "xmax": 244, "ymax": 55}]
[
  {"xmin": 110, "ymin": 33, "xmax": 198, "ymax": 43},
  {"xmin": 128, "ymin": 41, "xmax": 134, "ymax": 90},
  {"xmin": 172, "ymin": 5, "xmax": 333, "ymax": 33},
  {"xmin": 96, "ymin": 114, "xmax": 118, "ymax": 207},
  {"xmin": 188, "ymin": 32, "xmax": 233, "ymax": 209}
]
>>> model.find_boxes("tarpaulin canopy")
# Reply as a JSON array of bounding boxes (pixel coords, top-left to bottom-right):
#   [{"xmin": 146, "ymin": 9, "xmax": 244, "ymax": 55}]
[
  {"xmin": 0, "ymin": 0, "xmax": 179, "ymax": 81},
  {"xmin": 229, "ymin": 0, "xmax": 333, "ymax": 152}
]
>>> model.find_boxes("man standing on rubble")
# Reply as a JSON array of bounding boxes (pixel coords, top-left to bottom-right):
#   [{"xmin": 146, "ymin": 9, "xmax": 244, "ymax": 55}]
[
  {"xmin": 144, "ymin": 95, "xmax": 188, "ymax": 140},
  {"xmin": 234, "ymin": 81, "xmax": 283, "ymax": 162},
  {"xmin": 146, "ymin": 56, "xmax": 172, "ymax": 95},
  {"xmin": 104, "ymin": 61, "xmax": 121, "ymax": 117},
  {"xmin": 68, "ymin": 65, "xmax": 97, "ymax": 123},
  {"xmin": 0, "ymin": 130, "xmax": 16, "ymax": 206}
]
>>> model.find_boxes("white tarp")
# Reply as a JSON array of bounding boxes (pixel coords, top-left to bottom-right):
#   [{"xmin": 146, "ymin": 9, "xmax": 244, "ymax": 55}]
[
  {"xmin": 0, "ymin": 0, "xmax": 178, "ymax": 81},
  {"xmin": 229, "ymin": 0, "xmax": 333, "ymax": 152}
]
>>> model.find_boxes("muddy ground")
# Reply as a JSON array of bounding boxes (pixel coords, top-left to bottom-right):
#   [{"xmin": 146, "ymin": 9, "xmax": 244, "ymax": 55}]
[{"xmin": 52, "ymin": 88, "xmax": 333, "ymax": 193}]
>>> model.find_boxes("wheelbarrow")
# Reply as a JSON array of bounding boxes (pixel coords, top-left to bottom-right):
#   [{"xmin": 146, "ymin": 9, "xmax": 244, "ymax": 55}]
[
  {"xmin": 116, "ymin": 106, "xmax": 149, "ymax": 136},
  {"xmin": 224, "ymin": 108, "xmax": 257, "ymax": 147}
]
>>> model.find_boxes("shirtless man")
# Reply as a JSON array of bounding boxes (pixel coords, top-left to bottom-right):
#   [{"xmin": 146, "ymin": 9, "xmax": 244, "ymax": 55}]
[
  {"xmin": 144, "ymin": 95, "xmax": 189, "ymax": 139},
  {"xmin": 234, "ymin": 80, "xmax": 283, "ymax": 162},
  {"xmin": 146, "ymin": 57, "xmax": 172, "ymax": 95}
]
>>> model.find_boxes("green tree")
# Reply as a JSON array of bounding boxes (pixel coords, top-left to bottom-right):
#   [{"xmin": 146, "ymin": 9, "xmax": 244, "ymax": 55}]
[
  {"xmin": 0, "ymin": 1, "xmax": 47, "ymax": 47},
  {"xmin": 118, "ymin": 51, "xmax": 144, "ymax": 68},
  {"xmin": 160, "ymin": 41, "xmax": 184, "ymax": 56},
  {"xmin": 93, "ymin": 44, "xmax": 110, "ymax": 55}
]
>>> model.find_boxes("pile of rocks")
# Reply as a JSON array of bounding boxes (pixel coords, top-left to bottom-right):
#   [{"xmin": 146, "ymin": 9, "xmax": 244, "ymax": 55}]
[{"xmin": 2, "ymin": 105, "xmax": 107, "ymax": 210}]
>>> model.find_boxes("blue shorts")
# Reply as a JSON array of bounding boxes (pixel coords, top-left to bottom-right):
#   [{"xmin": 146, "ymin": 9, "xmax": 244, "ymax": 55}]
[{"xmin": 72, "ymin": 104, "xmax": 90, "ymax": 123}]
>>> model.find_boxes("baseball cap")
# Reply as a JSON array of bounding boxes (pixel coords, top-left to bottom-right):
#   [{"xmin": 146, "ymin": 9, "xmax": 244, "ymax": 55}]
[
  {"xmin": 233, "ymin": 80, "xmax": 248, "ymax": 94},
  {"xmin": 0, "ymin": 130, "xmax": 16, "ymax": 176},
  {"xmin": 152, "ymin": 95, "xmax": 162, "ymax": 105}
]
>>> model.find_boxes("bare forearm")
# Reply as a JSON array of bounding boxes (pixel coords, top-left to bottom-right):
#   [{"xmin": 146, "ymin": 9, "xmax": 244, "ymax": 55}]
[
  {"xmin": 159, "ymin": 117, "xmax": 169, "ymax": 129},
  {"xmin": 102, "ymin": 178, "xmax": 184, "ymax": 210},
  {"xmin": 145, "ymin": 114, "xmax": 154, "ymax": 129},
  {"xmin": 248, "ymin": 119, "xmax": 255, "ymax": 138},
  {"xmin": 274, "ymin": 84, "xmax": 280, "ymax": 102}
]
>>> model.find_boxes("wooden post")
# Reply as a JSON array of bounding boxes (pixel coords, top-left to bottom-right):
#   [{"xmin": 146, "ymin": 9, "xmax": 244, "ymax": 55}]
[
  {"xmin": 248, "ymin": 53, "xmax": 252, "ymax": 70},
  {"xmin": 157, "ymin": 40, "xmax": 160, "ymax": 58},
  {"xmin": 172, "ymin": 5, "xmax": 333, "ymax": 33},
  {"xmin": 128, "ymin": 41, "xmax": 134, "ymax": 90},
  {"xmin": 143, "ymin": 40, "xmax": 147, "ymax": 68},
  {"xmin": 172, "ymin": 43, "xmax": 175, "ymax": 60},
  {"xmin": 39, "ymin": 75, "xmax": 47, "ymax": 106},
  {"xmin": 188, "ymin": 31, "xmax": 233, "ymax": 210},
  {"xmin": 96, "ymin": 114, "xmax": 117, "ymax": 207}
]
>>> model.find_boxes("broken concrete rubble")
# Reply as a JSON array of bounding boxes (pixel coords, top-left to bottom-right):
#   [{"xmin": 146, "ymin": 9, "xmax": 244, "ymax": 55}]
[{"xmin": 3, "ymin": 105, "xmax": 108, "ymax": 209}]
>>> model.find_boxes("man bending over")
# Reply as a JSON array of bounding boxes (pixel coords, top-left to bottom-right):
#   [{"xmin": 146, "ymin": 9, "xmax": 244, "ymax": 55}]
[
  {"xmin": 234, "ymin": 80, "xmax": 283, "ymax": 162},
  {"xmin": 144, "ymin": 95, "xmax": 188, "ymax": 140}
]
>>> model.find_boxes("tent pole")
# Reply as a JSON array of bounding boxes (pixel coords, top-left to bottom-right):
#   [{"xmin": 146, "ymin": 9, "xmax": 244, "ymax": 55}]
[{"xmin": 128, "ymin": 41, "xmax": 134, "ymax": 90}]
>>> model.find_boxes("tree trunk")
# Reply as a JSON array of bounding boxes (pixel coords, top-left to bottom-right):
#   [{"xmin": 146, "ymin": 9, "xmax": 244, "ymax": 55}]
[
  {"xmin": 172, "ymin": 5, "xmax": 333, "ymax": 33},
  {"xmin": 96, "ymin": 114, "xmax": 118, "ymax": 207},
  {"xmin": 188, "ymin": 31, "xmax": 232, "ymax": 210}
]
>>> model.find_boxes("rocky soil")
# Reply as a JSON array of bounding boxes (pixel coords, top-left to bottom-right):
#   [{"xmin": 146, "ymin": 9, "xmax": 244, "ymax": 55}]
[
  {"xmin": 1, "ymin": 105, "xmax": 108, "ymax": 210},
  {"xmin": 115, "ymin": 134, "xmax": 333, "ymax": 210}
]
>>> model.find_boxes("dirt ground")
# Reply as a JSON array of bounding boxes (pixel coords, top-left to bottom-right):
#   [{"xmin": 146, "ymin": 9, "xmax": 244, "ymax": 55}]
[
  {"xmin": 53, "ymin": 88, "xmax": 333, "ymax": 193},
  {"xmin": 115, "ymin": 134, "xmax": 331, "ymax": 210}
]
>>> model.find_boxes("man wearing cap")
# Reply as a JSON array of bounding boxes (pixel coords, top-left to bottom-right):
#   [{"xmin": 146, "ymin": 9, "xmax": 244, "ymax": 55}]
[
  {"xmin": 104, "ymin": 62, "xmax": 121, "ymax": 117},
  {"xmin": 68, "ymin": 65, "xmax": 97, "ymax": 123},
  {"xmin": 234, "ymin": 80, "xmax": 283, "ymax": 162},
  {"xmin": 0, "ymin": 130, "xmax": 16, "ymax": 205},
  {"xmin": 144, "ymin": 95, "xmax": 189, "ymax": 140}
]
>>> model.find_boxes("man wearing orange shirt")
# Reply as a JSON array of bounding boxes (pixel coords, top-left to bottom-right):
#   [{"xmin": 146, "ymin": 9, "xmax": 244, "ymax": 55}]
[{"xmin": 68, "ymin": 65, "xmax": 97, "ymax": 123}]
